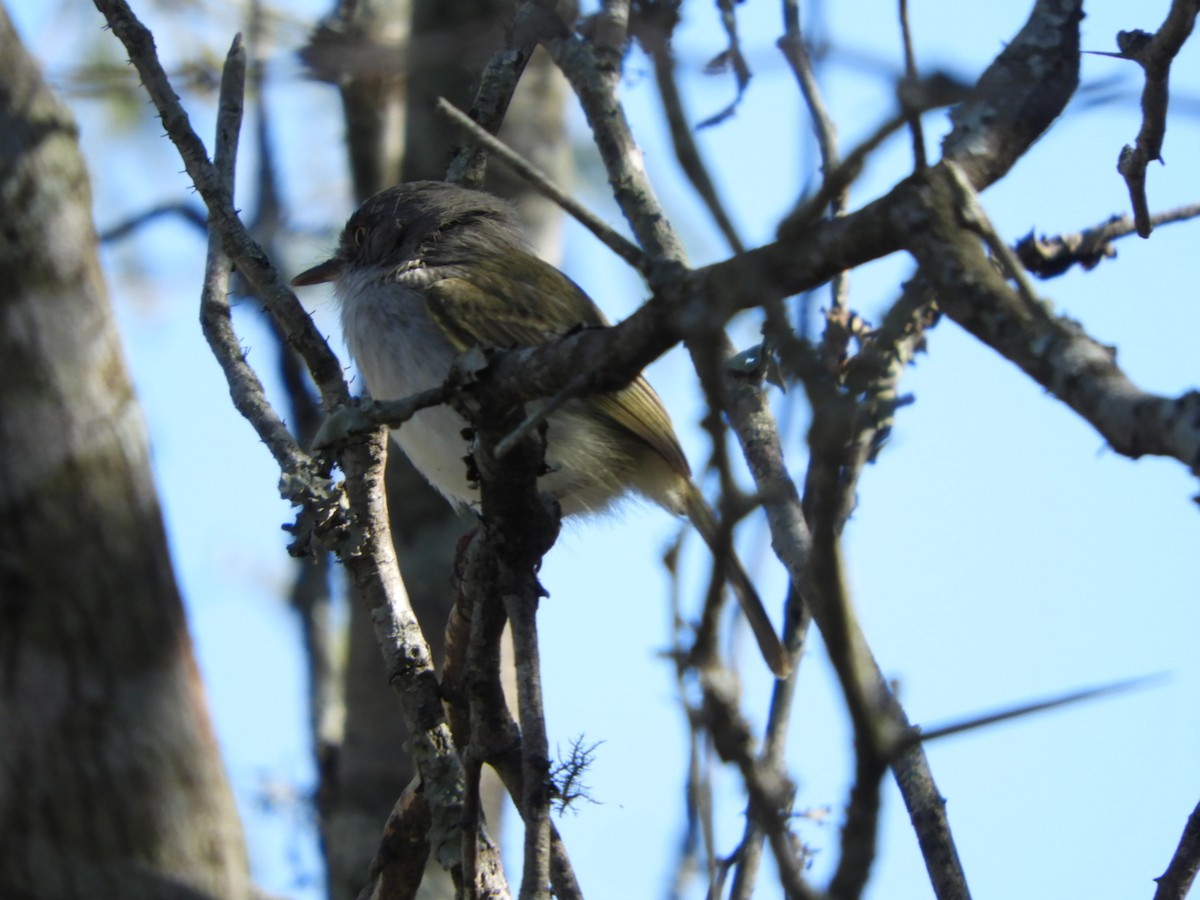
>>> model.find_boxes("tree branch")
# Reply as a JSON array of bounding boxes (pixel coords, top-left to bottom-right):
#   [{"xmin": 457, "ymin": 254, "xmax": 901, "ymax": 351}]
[
  {"xmin": 1154, "ymin": 798, "xmax": 1200, "ymax": 900},
  {"xmin": 903, "ymin": 166, "xmax": 1200, "ymax": 480},
  {"xmin": 1015, "ymin": 203, "xmax": 1200, "ymax": 278},
  {"xmin": 92, "ymin": 0, "xmax": 348, "ymax": 408},
  {"xmin": 1101, "ymin": 0, "xmax": 1199, "ymax": 237}
]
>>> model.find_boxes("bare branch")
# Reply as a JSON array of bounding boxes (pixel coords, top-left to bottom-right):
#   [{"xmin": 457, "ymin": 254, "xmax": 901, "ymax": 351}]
[
  {"xmin": 436, "ymin": 96, "xmax": 650, "ymax": 272},
  {"xmin": 460, "ymin": 385, "xmax": 562, "ymax": 900},
  {"xmin": 943, "ymin": 161, "xmax": 1042, "ymax": 309},
  {"xmin": 355, "ymin": 778, "xmax": 433, "ymax": 900},
  {"xmin": 542, "ymin": 25, "xmax": 688, "ymax": 266},
  {"xmin": 1016, "ymin": 203, "xmax": 1200, "ymax": 278},
  {"xmin": 701, "ymin": 665, "xmax": 817, "ymax": 900},
  {"xmin": 1155, "ymin": 799, "xmax": 1200, "ymax": 900},
  {"xmin": 775, "ymin": 70, "xmax": 973, "ymax": 244},
  {"xmin": 778, "ymin": 6, "xmax": 843, "ymax": 199},
  {"xmin": 335, "ymin": 427, "xmax": 473, "ymax": 880},
  {"xmin": 313, "ymin": 388, "xmax": 456, "ymax": 450},
  {"xmin": 776, "ymin": 0, "xmax": 856, "ymax": 373},
  {"xmin": 905, "ymin": 166, "xmax": 1200, "ymax": 480},
  {"xmin": 443, "ymin": 0, "xmax": 565, "ymax": 188},
  {"xmin": 444, "ymin": 538, "xmax": 584, "ymax": 899},
  {"xmin": 912, "ymin": 675, "xmax": 1164, "ymax": 746},
  {"xmin": 942, "ymin": 0, "xmax": 1082, "ymax": 190},
  {"xmin": 897, "ymin": 0, "xmax": 928, "ymax": 170},
  {"xmin": 588, "ymin": 0, "xmax": 630, "ymax": 64},
  {"xmin": 92, "ymin": 0, "xmax": 349, "ymax": 409},
  {"xmin": 698, "ymin": 0, "xmax": 753, "ymax": 129},
  {"xmin": 724, "ymin": 373, "xmax": 973, "ymax": 900},
  {"xmin": 198, "ymin": 36, "xmax": 313, "ymax": 485},
  {"xmin": 1100, "ymin": 1, "xmax": 1200, "ymax": 237},
  {"xmin": 99, "ymin": 200, "xmax": 207, "ymax": 242},
  {"xmin": 636, "ymin": 9, "xmax": 745, "ymax": 254},
  {"xmin": 728, "ymin": 584, "xmax": 813, "ymax": 900}
]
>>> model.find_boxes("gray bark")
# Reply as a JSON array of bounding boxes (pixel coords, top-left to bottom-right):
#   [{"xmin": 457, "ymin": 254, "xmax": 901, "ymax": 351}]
[{"xmin": 0, "ymin": 8, "xmax": 251, "ymax": 898}]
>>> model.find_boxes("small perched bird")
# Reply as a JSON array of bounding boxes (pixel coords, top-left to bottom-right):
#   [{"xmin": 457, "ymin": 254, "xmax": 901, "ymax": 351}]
[{"xmin": 292, "ymin": 181, "xmax": 787, "ymax": 677}]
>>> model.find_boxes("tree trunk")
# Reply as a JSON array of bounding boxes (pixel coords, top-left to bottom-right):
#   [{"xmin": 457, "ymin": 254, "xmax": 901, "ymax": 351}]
[{"xmin": 0, "ymin": 8, "xmax": 251, "ymax": 898}]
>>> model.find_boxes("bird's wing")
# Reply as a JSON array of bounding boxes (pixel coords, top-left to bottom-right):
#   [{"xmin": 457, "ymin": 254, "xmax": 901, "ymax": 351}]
[
  {"xmin": 422, "ymin": 255, "xmax": 690, "ymax": 479},
  {"xmin": 422, "ymin": 255, "xmax": 607, "ymax": 351}
]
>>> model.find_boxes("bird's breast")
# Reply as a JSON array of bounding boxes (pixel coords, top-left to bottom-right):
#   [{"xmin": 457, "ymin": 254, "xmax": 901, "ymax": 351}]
[{"xmin": 337, "ymin": 278, "xmax": 478, "ymax": 507}]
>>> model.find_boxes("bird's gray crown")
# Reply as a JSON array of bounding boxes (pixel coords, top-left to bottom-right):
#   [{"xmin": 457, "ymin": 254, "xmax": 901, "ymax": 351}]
[{"xmin": 336, "ymin": 181, "xmax": 526, "ymax": 273}]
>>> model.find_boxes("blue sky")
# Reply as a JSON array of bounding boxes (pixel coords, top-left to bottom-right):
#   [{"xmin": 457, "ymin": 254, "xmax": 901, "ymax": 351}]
[{"xmin": 11, "ymin": 1, "xmax": 1200, "ymax": 897}]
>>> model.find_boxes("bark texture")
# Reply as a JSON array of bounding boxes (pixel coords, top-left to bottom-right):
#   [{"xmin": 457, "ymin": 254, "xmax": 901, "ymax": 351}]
[{"xmin": 0, "ymin": 9, "xmax": 251, "ymax": 898}]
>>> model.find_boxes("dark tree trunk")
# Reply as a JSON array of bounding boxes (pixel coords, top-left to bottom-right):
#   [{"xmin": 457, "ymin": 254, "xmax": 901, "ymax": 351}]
[{"xmin": 0, "ymin": 8, "xmax": 251, "ymax": 898}]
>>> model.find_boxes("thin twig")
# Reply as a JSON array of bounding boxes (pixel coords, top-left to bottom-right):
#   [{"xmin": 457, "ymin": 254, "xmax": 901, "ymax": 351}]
[
  {"xmin": 944, "ymin": 161, "xmax": 1042, "ymax": 310},
  {"xmin": 92, "ymin": 0, "xmax": 349, "ymax": 410},
  {"xmin": 506, "ymin": 584, "xmax": 552, "ymax": 900},
  {"xmin": 197, "ymin": 36, "xmax": 315, "ymax": 485},
  {"xmin": 776, "ymin": 109, "xmax": 904, "ymax": 240},
  {"xmin": 911, "ymin": 674, "xmax": 1165, "ymax": 746},
  {"xmin": 698, "ymin": 0, "xmax": 752, "ymax": 128},
  {"xmin": 443, "ymin": 0, "xmax": 559, "ymax": 188},
  {"xmin": 778, "ymin": 9, "xmax": 842, "ymax": 200},
  {"xmin": 437, "ymin": 96, "xmax": 651, "ymax": 273},
  {"xmin": 663, "ymin": 535, "xmax": 710, "ymax": 898},
  {"xmin": 701, "ymin": 665, "xmax": 817, "ymax": 900},
  {"xmin": 777, "ymin": 2, "xmax": 855, "ymax": 379},
  {"xmin": 493, "ymin": 372, "xmax": 593, "ymax": 461},
  {"xmin": 1101, "ymin": 1, "xmax": 1199, "ymax": 236},
  {"xmin": 897, "ymin": 0, "xmax": 928, "ymax": 170},
  {"xmin": 1015, "ymin": 202, "xmax": 1200, "ymax": 278},
  {"xmin": 728, "ymin": 584, "xmax": 812, "ymax": 900},
  {"xmin": 312, "ymin": 387, "xmax": 455, "ymax": 449},
  {"xmin": 99, "ymin": 200, "xmax": 208, "ymax": 242},
  {"xmin": 686, "ymin": 329, "xmax": 757, "ymax": 673},
  {"xmin": 638, "ymin": 13, "xmax": 745, "ymax": 254}
]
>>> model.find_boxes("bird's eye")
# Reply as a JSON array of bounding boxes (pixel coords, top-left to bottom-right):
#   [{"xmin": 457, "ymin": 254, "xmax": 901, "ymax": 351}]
[{"xmin": 352, "ymin": 226, "xmax": 367, "ymax": 248}]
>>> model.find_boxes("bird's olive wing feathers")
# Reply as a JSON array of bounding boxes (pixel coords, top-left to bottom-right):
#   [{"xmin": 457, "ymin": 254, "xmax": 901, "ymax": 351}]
[
  {"xmin": 422, "ymin": 254, "xmax": 690, "ymax": 479},
  {"xmin": 422, "ymin": 255, "xmax": 607, "ymax": 350}
]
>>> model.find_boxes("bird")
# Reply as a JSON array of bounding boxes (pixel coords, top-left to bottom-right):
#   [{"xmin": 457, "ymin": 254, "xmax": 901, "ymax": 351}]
[{"xmin": 292, "ymin": 180, "xmax": 788, "ymax": 677}]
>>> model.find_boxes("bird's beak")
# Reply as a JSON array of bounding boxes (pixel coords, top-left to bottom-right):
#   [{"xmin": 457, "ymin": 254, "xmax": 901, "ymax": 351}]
[{"xmin": 291, "ymin": 257, "xmax": 343, "ymax": 287}]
